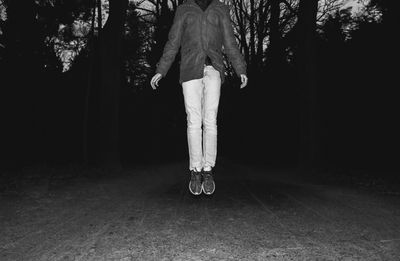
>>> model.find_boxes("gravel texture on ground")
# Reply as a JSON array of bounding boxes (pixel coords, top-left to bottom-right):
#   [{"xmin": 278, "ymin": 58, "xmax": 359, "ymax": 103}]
[{"xmin": 1, "ymin": 161, "xmax": 399, "ymax": 260}]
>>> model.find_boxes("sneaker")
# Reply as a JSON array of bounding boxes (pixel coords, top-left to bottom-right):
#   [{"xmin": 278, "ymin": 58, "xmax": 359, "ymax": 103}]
[
  {"xmin": 189, "ymin": 170, "xmax": 202, "ymax": 195},
  {"xmin": 202, "ymin": 169, "xmax": 215, "ymax": 195}
]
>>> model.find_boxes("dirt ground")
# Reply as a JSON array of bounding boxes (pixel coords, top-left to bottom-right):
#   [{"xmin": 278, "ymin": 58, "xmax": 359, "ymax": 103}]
[{"xmin": 1, "ymin": 161, "xmax": 400, "ymax": 260}]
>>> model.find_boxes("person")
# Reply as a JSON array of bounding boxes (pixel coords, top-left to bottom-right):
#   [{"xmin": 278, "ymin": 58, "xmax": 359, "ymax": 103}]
[{"xmin": 150, "ymin": 0, "xmax": 248, "ymax": 195}]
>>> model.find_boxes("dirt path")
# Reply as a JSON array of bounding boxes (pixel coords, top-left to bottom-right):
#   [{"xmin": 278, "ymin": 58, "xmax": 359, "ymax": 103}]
[{"xmin": 1, "ymin": 162, "xmax": 399, "ymax": 260}]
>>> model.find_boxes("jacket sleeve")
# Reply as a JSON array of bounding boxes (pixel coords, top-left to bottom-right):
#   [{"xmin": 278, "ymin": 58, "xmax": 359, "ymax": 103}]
[
  {"xmin": 155, "ymin": 7, "xmax": 184, "ymax": 77},
  {"xmin": 221, "ymin": 5, "xmax": 247, "ymax": 77}
]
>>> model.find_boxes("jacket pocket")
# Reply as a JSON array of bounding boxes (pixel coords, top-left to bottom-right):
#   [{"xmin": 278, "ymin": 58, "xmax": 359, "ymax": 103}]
[
  {"xmin": 182, "ymin": 47, "xmax": 192, "ymax": 56},
  {"xmin": 180, "ymin": 48, "xmax": 192, "ymax": 66}
]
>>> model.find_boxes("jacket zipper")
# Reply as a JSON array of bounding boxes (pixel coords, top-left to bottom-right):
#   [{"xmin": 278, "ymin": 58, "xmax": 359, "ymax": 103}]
[{"xmin": 188, "ymin": 0, "xmax": 218, "ymax": 70}]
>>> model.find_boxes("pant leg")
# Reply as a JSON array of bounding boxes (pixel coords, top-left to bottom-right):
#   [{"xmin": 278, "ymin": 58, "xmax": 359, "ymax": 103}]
[
  {"xmin": 202, "ymin": 65, "xmax": 221, "ymax": 169},
  {"xmin": 182, "ymin": 78, "xmax": 204, "ymax": 171}
]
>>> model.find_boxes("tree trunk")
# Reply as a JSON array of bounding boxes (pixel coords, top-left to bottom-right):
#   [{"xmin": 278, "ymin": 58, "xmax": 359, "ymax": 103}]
[
  {"xmin": 91, "ymin": 0, "xmax": 128, "ymax": 168},
  {"xmin": 83, "ymin": 0, "xmax": 98, "ymax": 165},
  {"xmin": 2, "ymin": 0, "xmax": 43, "ymax": 168},
  {"xmin": 149, "ymin": 1, "xmax": 176, "ymax": 163},
  {"xmin": 97, "ymin": 0, "xmax": 102, "ymax": 29},
  {"xmin": 268, "ymin": 0, "xmax": 283, "ymax": 70},
  {"xmin": 295, "ymin": 0, "xmax": 319, "ymax": 172}
]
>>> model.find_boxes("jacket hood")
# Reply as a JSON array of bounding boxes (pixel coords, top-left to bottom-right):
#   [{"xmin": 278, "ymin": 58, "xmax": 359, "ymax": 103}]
[
  {"xmin": 194, "ymin": 0, "xmax": 213, "ymax": 11},
  {"xmin": 185, "ymin": 0, "xmax": 221, "ymax": 8}
]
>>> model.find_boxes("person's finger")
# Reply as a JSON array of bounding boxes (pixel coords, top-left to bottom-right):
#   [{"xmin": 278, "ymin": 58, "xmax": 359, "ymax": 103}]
[
  {"xmin": 151, "ymin": 77, "xmax": 157, "ymax": 89},
  {"xmin": 241, "ymin": 76, "xmax": 248, "ymax": 88},
  {"xmin": 155, "ymin": 75, "xmax": 162, "ymax": 86},
  {"xmin": 240, "ymin": 76, "xmax": 245, "ymax": 88}
]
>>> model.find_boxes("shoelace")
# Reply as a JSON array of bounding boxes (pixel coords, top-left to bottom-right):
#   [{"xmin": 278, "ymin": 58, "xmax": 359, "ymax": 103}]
[
  {"xmin": 191, "ymin": 171, "xmax": 202, "ymax": 180},
  {"xmin": 203, "ymin": 171, "xmax": 213, "ymax": 181}
]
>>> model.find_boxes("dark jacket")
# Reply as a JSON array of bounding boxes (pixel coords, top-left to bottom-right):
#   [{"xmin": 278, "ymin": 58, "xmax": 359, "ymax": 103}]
[{"xmin": 155, "ymin": 0, "xmax": 247, "ymax": 85}]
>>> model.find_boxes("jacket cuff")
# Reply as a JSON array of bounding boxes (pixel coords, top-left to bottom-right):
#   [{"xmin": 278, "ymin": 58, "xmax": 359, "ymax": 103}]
[
  {"xmin": 155, "ymin": 63, "xmax": 165, "ymax": 77},
  {"xmin": 235, "ymin": 67, "xmax": 246, "ymax": 77},
  {"xmin": 156, "ymin": 70, "xmax": 165, "ymax": 77}
]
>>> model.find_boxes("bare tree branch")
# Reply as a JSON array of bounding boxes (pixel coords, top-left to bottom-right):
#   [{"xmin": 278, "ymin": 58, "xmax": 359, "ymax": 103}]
[{"xmin": 136, "ymin": 6, "xmax": 157, "ymax": 14}]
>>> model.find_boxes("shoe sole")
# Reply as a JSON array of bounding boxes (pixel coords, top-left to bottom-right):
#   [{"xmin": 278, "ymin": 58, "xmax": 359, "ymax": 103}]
[
  {"xmin": 189, "ymin": 180, "xmax": 202, "ymax": 195},
  {"xmin": 201, "ymin": 180, "xmax": 215, "ymax": 195}
]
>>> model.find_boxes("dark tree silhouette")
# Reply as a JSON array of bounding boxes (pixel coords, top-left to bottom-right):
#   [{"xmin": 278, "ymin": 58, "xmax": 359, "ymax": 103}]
[
  {"xmin": 0, "ymin": 0, "xmax": 396, "ymax": 173},
  {"xmin": 294, "ymin": 0, "xmax": 319, "ymax": 171},
  {"xmin": 2, "ymin": 1, "xmax": 44, "ymax": 168},
  {"xmin": 87, "ymin": 0, "xmax": 128, "ymax": 168},
  {"xmin": 267, "ymin": 0, "xmax": 284, "ymax": 70}
]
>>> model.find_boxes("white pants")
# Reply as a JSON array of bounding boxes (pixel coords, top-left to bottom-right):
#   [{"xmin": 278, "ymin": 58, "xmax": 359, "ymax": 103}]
[{"xmin": 182, "ymin": 65, "xmax": 221, "ymax": 171}]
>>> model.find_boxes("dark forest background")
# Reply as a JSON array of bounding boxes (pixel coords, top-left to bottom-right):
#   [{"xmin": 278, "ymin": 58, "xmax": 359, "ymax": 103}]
[{"xmin": 0, "ymin": 0, "xmax": 398, "ymax": 174}]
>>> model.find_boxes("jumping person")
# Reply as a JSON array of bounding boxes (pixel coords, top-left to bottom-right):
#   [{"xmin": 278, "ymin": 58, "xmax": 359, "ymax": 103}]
[{"xmin": 150, "ymin": 0, "xmax": 248, "ymax": 195}]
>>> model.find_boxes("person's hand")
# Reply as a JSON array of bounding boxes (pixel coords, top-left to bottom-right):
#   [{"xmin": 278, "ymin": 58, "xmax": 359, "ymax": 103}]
[
  {"xmin": 150, "ymin": 73, "xmax": 163, "ymax": 90},
  {"xmin": 240, "ymin": 74, "xmax": 248, "ymax": 89}
]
